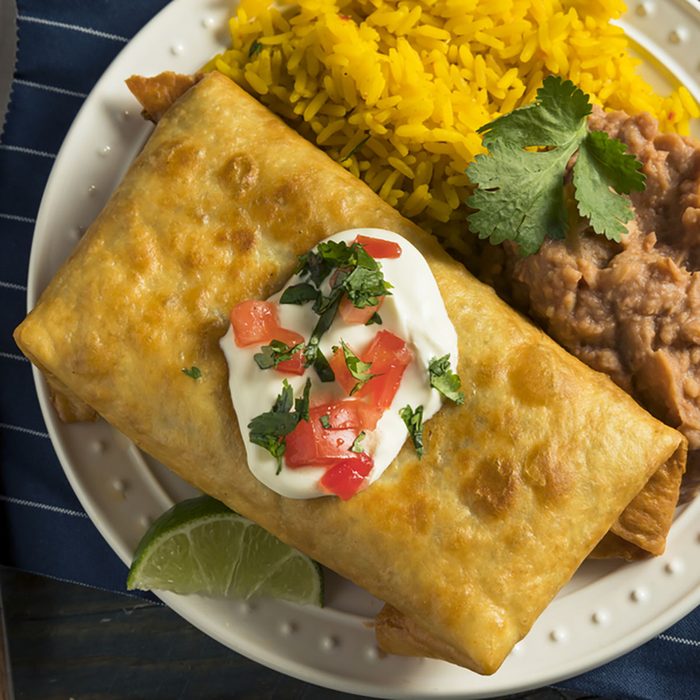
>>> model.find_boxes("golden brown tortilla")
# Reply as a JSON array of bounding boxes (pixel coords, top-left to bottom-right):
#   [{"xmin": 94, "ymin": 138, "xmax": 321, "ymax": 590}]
[{"xmin": 14, "ymin": 72, "xmax": 685, "ymax": 674}]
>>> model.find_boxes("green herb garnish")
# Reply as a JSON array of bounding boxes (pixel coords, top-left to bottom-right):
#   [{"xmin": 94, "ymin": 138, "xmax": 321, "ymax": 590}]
[
  {"xmin": 399, "ymin": 405, "xmax": 424, "ymax": 457},
  {"xmin": 312, "ymin": 347, "xmax": 335, "ymax": 383},
  {"xmin": 320, "ymin": 414, "xmax": 331, "ymax": 429},
  {"xmin": 365, "ymin": 312, "xmax": 383, "ymax": 326},
  {"xmin": 182, "ymin": 366, "xmax": 201, "ymax": 380},
  {"xmin": 428, "ymin": 355, "xmax": 464, "ymax": 404},
  {"xmin": 350, "ymin": 431, "xmax": 366, "ymax": 453},
  {"xmin": 248, "ymin": 378, "xmax": 311, "ymax": 473},
  {"xmin": 254, "ymin": 340, "xmax": 303, "ymax": 370},
  {"xmin": 342, "ymin": 266, "xmax": 391, "ymax": 309},
  {"xmin": 280, "ymin": 282, "xmax": 319, "ymax": 306},
  {"xmin": 466, "ymin": 76, "xmax": 645, "ymax": 256},
  {"xmin": 295, "ymin": 240, "xmax": 392, "ymax": 372},
  {"xmin": 336, "ymin": 340, "xmax": 375, "ymax": 395},
  {"xmin": 248, "ymin": 39, "xmax": 262, "ymax": 58}
]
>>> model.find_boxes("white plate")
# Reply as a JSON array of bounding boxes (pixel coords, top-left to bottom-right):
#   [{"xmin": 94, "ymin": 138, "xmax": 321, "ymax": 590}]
[{"xmin": 27, "ymin": 0, "xmax": 700, "ymax": 697}]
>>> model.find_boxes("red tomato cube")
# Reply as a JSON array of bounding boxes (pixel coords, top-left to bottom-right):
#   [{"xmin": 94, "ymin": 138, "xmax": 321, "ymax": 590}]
[
  {"xmin": 230, "ymin": 300, "xmax": 278, "ymax": 347},
  {"xmin": 270, "ymin": 327, "xmax": 305, "ymax": 375},
  {"xmin": 354, "ymin": 235, "xmax": 402, "ymax": 259},
  {"xmin": 320, "ymin": 455, "xmax": 374, "ymax": 500},
  {"xmin": 328, "ymin": 345, "xmax": 357, "ymax": 395},
  {"xmin": 355, "ymin": 330, "xmax": 413, "ymax": 409},
  {"xmin": 284, "ymin": 401, "xmax": 378, "ymax": 469}
]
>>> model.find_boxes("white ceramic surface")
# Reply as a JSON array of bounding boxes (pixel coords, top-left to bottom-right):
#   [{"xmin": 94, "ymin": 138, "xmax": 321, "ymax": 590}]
[{"xmin": 26, "ymin": 1, "xmax": 700, "ymax": 697}]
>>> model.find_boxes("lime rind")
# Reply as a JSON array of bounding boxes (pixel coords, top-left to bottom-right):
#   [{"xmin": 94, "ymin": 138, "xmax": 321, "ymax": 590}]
[{"xmin": 127, "ymin": 495, "xmax": 323, "ymax": 607}]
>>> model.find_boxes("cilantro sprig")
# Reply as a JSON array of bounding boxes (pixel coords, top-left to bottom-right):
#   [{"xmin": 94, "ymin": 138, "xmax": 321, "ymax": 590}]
[
  {"xmin": 428, "ymin": 355, "xmax": 464, "ymax": 404},
  {"xmin": 399, "ymin": 405, "xmax": 424, "ymax": 457},
  {"xmin": 248, "ymin": 378, "xmax": 311, "ymax": 473},
  {"xmin": 281, "ymin": 240, "xmax": 393, "ymax": 380},
  {"xmin": 466, "ymin": 76, "xmax": 646, "ymax": 256}
]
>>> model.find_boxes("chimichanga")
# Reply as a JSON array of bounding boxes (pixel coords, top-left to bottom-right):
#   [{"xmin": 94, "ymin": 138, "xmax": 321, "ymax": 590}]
[{"xmin": 14, "ymin": 72, "xmax": 686, "ymax": 674}]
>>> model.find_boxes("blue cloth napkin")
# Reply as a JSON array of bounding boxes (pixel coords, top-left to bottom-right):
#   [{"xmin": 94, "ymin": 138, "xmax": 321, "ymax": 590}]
[{"xmin": 1, "ymin": 2, "xmax": 698, "ymax": 698}]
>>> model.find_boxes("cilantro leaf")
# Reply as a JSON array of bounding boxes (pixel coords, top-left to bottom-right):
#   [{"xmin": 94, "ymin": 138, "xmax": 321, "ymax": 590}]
[
  {"xmin": 399, "ymin": 405, "xmax": 424, "ymax": 457},
  {"xmin": 312, "ymin": 347, "xmax": 335, "ymax": 382},
  {"xmin": 343, "ymin": 267, "xmax": 392, "ymax": 308},
  {"xmin": 478, "ymin": 75, "xmax": 591, "ymax": 150},
  {"xmin": 429, "ymin": 355, "xmax": 464, "ymax": 404},
  {"xmin": 573, "ymin": 130, "xmax": 645, "ymax": 240},
  {"xmin": 294, "ymin": 378, "xmax": 311, "ymax": 422},
  {"xmin": 337, "ymin": 340, "xmax": 375, "ymax": 395},
  {"xmin": 280, "ymin": 283, "xmax": 319, "ymax": 305},
  {"xmin": 320, "ymin": 414, "xmax": 331, "ymax": 429},
  {"xmin": 272, "ymin": 379, "xmax": 294, "ymax": 413},
  {"xmin": 295, "ymin": 240, "xmax": 392, "ymax": 358},
  {"xmin": 466, "ymin": 76, "xmax": 645, "ymax": 255},
  {"xmin": 304, "ymin": 293, "xmax": 342, "ymax": 366},
  {"xmin": 248, "ymin": 379, "xmax": 311, "ymax": 473},
  {"xmin": 181, "ymin": 366, "xmax": 202, "ymax": 380},
  {"xmin": 350, "ymin": 431, "xmax": 366, "ymax": 453},
  {"xmin": 254, "ymin": 340, "xmax": 303, "ymax": 370},
  {"xmin": 248, "ymin": 39, "xmax": 262, "ymax": 58},
  {"xmin": 365, "ymin": 312, "xmax": 383, "ymax": 326}
]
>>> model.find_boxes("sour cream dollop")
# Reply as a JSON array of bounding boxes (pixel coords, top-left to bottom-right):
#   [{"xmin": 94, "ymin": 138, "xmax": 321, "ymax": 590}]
[{"xmin": 220, "ymin": 228, "xmax": 458, "ymax": 499}]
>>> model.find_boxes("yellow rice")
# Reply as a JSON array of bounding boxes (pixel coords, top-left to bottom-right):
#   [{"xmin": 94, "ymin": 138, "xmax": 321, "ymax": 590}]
[{"xmin": 204, "ymin": 0, "xmax": 699, "ymax": 248}]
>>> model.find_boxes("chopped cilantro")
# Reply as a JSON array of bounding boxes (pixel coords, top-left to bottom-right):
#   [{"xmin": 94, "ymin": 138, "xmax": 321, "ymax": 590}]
[
  {"xmin": 312, "ymin": 347, "xmax": 335, "ymax": 382},
  {"xmin": 248, "ymin": 378, "xmax": 311, "ymax": 473},
  {"xmin": 254, "ymin": 340, "xmax": 303, "ymax": 370},
  {"xmin": 337, "ymin": 340, "xmax": 375, "ymax": 395},
  {"xmin": 248, "ymin": 39, "xmax": 262, "ymax": 58},
  {"xmin": 182, "ymin": 366, "xmax": 201, "ymax": 380},
  {"xmin": 365, "ymin": 311, "xmax": 383, "ymax": 326},
  {"xmin": 304, "ymin": 294, "xmax": 342, "ymax": 367},
  {"xmin": 320, "ymin": 414, "xmax": 331, "ymax": 429},
  {"xmin": 280, "ymin": 283, "xmax": 319, "ymax": 305},
  {"xmin": 399, "ymin": 405, "xmax": 424, "ymax": 457},
  {"xmin": 292, "ymin": 240, "xmax": 392, "ymax": 368},
  {"xmin": 349, "ymin": 431, "xmax": 366, "ymax": 453},
  {"xmin": 428, "ymin": 355, "xmax": 464, "ymax": 404},
  {"xmin": 294, "ymin": 378, "xmax": 311, "ymax": 422},
  {"xmin": 466, "ymin": 76, "xmax": 645, "ymax": 256},
  {"xmin": 343, "ymin": 266, "xmax": 392, "ymax": 309}
]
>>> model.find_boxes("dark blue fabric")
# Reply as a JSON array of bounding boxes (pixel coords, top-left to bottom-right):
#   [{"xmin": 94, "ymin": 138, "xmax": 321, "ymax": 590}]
[{"xmin": 0, "ymin": 2, "xmax": 698, "ymax": 697}]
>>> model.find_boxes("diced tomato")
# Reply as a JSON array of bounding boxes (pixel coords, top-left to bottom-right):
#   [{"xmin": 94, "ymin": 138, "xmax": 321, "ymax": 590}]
[
  {"xmin": 329, "ymin": 331, "xmax": 412, "ymax": 410},
  {"xmin": 230, "ymin": 300, "xmax": 278, "ymax": 347},
  {"xmin": 355, "ymin": 330, "xmax": 413, "ymax": 409},
  {"xmin": 286, "ymin": 404, "xmax": 359, "ymax": 468},
  {"xmin": 270, "ymin": 327, "xmax": 305, "ymax": 375},
  {"xmin": 230, "ymin": 300, "xmax": 306, "ymax": 374},
  {"xmin": 339, "ymin": 296, "xmax": 383, "ymax": 325},
  {"xmin": 355, "ymin": 402, "xmax": 382, "ymax": 430},
  {"xmin": 328, "ymin": 345, "xmax": 357, "ymax": 395},
  {"xmin": 284, "ymin": 419, "xmax": 318, "ymax": 467},
  {"xmin": 354, "ymin": 235, "xmax": 402, "ymax": 259},
  {"xmin": 320, "ymin": 455, "xmax": 373, "ymax": 500},
  {"xmin": 285, "ymin": 401, "xmax": 378, "ymax": 468}
]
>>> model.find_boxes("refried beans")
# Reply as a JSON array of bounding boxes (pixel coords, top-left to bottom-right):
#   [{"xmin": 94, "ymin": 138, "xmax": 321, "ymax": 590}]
[{"xmin": 473, "ymin": 107, "xmax": 700, "ymax": 498}]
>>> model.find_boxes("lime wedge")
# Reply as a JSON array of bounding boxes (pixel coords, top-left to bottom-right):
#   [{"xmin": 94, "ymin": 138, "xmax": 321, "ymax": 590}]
[{"xmin": 127, "ymin": 495, "xmax": 323, "ymax": 606}]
